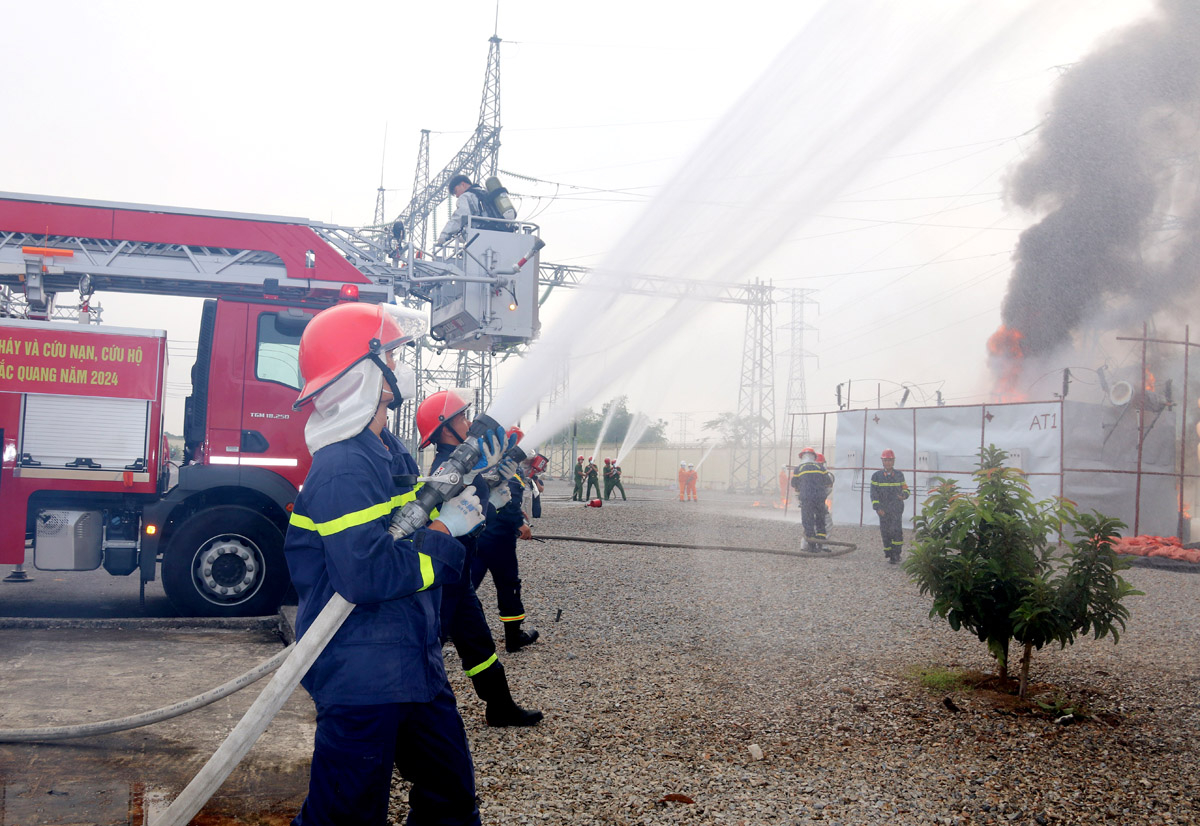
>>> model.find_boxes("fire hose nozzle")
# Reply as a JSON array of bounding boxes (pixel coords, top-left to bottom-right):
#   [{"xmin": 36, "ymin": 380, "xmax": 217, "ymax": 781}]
[{"xmin": 389, "ymin": 413, "xmax": 507, "ymax": 538}]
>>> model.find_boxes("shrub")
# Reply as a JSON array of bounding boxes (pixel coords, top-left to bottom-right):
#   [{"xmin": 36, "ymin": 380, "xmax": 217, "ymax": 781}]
[{"xmin": 905, "ymin": 445, "xmax": 1141, "ymax": 696}]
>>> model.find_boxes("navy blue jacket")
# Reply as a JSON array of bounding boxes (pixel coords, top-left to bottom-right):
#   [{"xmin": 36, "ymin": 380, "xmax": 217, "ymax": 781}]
[
  {"xmin": 481, "ymin": 474, "xmax": 526, "ymax": 540},
  {"xmin": 791, "ymin": 461, "xmax": 829, "ymax": 501},
  {"xmin": 285, "ymin": 427, "xmax": 466, "ymax": 705}
]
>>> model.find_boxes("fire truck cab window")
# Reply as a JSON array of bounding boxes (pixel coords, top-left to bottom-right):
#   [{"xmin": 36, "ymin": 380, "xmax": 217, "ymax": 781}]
[{"xmin": 255, "ymin": 312, "xmax": 309, "ymax": 390}]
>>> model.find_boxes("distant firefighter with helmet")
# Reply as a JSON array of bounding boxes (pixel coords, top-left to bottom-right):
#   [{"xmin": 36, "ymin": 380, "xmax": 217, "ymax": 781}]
[
  {"xmin": 285, "ymin": 302, "xmax": 485, "ymax": 825},
  {"xmin": 416, "ymin": 388, "xmax": 543, "ymax": 726},
  {"xmin": 572, "ymin": 456, "xmax": 585, "ymax": 501},
  {"xmin": 684, "ymin": 463, "xmax": 699, "ymax": 501},
  {"xmin": 791, "ymin": 447, "xmax": 830, "ymax": 550},
  {"xmin": 607, "ymin": 460, "xmax": 627, "ymax": 501},
  {"xmin": 678, "ymin": 460, "xmax": 688, "ymax": 501},
  {"xmin": 584, "ymin": 457, "xmax": 601, "ymax": 499},
  {"xmin": 871, "ymin": 449, "xmax": 910, "ymax": 563}
]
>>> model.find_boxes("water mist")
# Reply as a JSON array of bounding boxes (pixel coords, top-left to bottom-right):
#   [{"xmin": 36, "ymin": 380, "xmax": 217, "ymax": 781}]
[{"xmin": 488, "ymin": 0, "xmax": 1065, "ymax": 445}]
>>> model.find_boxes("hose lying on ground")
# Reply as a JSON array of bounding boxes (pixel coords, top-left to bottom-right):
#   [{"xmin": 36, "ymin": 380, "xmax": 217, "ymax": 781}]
[
  {"xmin": 0, "ymin": 643, "xmax": 293, "ymax": 743},
  {"xmin": 154, "ymin": 592, "xmax": 355, "ymax": 826},
  {"xmin": 533, "ymin": 534, "xmax": 856, "ymax": 558}
]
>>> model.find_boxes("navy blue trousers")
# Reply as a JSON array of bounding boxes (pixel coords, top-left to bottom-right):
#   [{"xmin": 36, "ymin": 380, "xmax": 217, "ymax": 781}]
[
  {"xmin": 441, "ymin": 538, "xmax": 499, "ymax": 675},
  {"xmin": 800, "ymin": 497, "xmax": 826, "ymax": 540},
  {"xmin": 472, "ymin": 531, "xmax": 525, "ymax": 623},
  {"xmin": 292, "ymin": 683, "xmax": 479, "ymax": 826}
]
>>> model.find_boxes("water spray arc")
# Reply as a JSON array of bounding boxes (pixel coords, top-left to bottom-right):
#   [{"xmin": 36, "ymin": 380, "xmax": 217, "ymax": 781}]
[
  {"xmin": 615, "ymin": 411, "xmax": 651, "ymax": 466},
  {"xmin": 487, "ymin": 1, "xmax": 1053, "ymax": 465}
]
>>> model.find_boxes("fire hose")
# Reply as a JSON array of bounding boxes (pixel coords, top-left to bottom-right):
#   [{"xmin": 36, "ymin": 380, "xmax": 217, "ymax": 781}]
[
  {"xmin": 152, "ymin": 414, "xmax": 520, "ymax": 826},
  {"xmin": 531, "ymin": 534, "xmax": 856, "ymax": 558}
]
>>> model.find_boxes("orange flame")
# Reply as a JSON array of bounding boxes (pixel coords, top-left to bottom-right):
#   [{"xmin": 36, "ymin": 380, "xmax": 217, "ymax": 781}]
[
  {"xmin": 987, "ymin": 325, "xmax": 1027, "ymax": 402},
  {"xmin": 1145, "ymin": 370, "xmax": 1156, "ymax": 393}
]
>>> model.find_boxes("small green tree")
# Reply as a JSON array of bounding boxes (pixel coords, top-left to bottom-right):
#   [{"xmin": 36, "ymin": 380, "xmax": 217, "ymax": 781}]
[{"xmin": 905, "ymin": 445, "xmax": 1141, "ymax": 696}]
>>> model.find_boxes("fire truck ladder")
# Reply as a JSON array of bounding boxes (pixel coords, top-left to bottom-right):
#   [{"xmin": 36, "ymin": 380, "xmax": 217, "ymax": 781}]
[{"xmin": 0, "ymin": 192, "xmax": 401, "ymax": 317}]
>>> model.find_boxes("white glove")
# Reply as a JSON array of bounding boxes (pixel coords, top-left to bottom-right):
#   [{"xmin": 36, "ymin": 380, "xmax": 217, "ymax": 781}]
[
  {"xmin": 489, "ymin": 484, "xmax": 512, "ymax": 509},
  {"xmin": 435, "ymin": 490, "xmax": 484, "ymax": 537}
]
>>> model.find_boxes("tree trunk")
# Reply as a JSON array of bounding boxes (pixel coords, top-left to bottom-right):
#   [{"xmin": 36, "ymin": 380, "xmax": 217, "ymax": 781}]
[
  {"xmin": 996, "ymin": 638, "xmax": 1009, "ymax": 679},
  {"xmin": 1018, "ymin": 642, "xmax": 1033, "ymax": 698}
]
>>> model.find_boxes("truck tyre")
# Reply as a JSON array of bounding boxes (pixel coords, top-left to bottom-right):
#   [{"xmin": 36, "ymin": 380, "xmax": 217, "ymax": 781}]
[{"xmin": 162, "ymin": 506, "xmax": 288, "ymax": 618}]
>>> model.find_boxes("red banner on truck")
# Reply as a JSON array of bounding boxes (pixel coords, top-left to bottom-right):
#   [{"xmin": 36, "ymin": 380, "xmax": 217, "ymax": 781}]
[{"xmin": 0, "ymin": 322, "xmax": 163, "ymax": 401}]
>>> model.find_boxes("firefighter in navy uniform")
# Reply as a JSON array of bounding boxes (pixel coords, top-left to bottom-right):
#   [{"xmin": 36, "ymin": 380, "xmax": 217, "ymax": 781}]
[
  {"xmin": 285, "ymin": 303, "xmax": 485, "ymax": 826},
  {"xmin": 870, "ymin": 449, "xmax": 910, "ymax": 563},
  {"xmin": 475, "ymin": 448, "xmax": 541, "ymax": 653},
  {"xmin": 416, "ymin": 389, "xmax": 543, "ymax": 727},
  {"xmin": 790, "ymin": 447, "xmax": 830, "ymax": 551}
]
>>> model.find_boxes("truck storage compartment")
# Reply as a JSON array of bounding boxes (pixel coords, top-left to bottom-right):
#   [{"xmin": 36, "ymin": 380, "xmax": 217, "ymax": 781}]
[
  {"xmin": 34, "ymin": 509, "xmax": 103, "ymax": 570},
  {"xmin": 21, "ymin": 394, "xmax": 149, "ymax": 469}
]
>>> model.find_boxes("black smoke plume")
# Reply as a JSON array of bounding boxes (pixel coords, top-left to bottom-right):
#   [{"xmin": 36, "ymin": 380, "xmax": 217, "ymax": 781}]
[{"xmin": 1001, "ymin": 0, "xmax": 1200, "ymax": 361}]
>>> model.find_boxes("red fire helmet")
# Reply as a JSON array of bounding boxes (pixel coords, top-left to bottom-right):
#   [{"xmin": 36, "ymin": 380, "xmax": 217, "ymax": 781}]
[
  {"xmin": 604, "ymin": 458, "xmax": 611, "ymax": 464},
  {"xmin": 577, "ymin": 456, "xmax": 584, "ymax": 462},
  {"xmin": 799, "ymin": 446, "xmax": 816, "ymax": 457},
  {"xmin": 416, "ymin": 389, "xmax": 472, "ymax": 448},
  {"xmin": 815, "ymin": 453, "xmax": 826, "ymax": 463},
  {"xmin": 295, "ymin": 303, "xmax": 411, "ymax": 409},
  {"xmin": 881, "ymin": 449, "xmax": 896, "ymax": 460}
]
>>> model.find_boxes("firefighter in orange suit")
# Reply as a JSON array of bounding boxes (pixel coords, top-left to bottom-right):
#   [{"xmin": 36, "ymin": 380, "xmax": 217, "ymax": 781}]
[
  {"xmin": 684, "ymin": 463, "xmax": 699, "ymax": 501},
  {"xmin": 777, "ymin": 466, "xmax": 790, "ymax": 508},
  {"xmin": 678, "ymin": 461, "xmax": 688, "ymax": 501}
]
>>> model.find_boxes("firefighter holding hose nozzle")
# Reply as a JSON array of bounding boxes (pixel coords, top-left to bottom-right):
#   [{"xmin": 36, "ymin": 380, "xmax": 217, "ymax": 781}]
[
  {"xmin": 285, "ymin": 303, "xmax": 489, "ymax": 825},
  {"xmin": 474, "ymin": 434, "xmax": 543, "ymax": 654},
  {"xmin": 791, "ymin": 447, "xmax": 830, "ymax": 551},
  {"xmin": 417, "ymin": 389, "xmax": 543, "ymax": 727}
]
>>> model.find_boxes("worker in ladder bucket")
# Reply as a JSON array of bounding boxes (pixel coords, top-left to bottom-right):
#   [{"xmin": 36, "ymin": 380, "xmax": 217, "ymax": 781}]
[
  {"xmin": 791, "ymin": 447, "xmax": 830, "ymax": 551},
  {"xmin": 416, "ymin": 389, "xmax": 543, "ymax": 726},
  {"xmin": 572, "ymin": 455, "xmax": 585, "ymax": 501},
  {"xmin": 475, "ymin": 434, "xmax": 542, "ymax": 654},
  {"xmin": 871, "ymin": 448, "xmax": 910, "ymax": 564},
  {"xmin": 584, "ymin": 457, "xmax": 601, "ymax": 500},
  {"xmin": 285, "ymin": 303, "xmax": 487, "ymax": 825},
  {"xmin": 435, "ymin": 174, "xmax": 515, "ymax": 247}
]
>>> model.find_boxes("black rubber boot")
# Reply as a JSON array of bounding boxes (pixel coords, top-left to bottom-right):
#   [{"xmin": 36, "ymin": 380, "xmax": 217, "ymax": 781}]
[
  {"xmin": 504, "ymin": 621, "xmax": 540, "ymax": 653},
  {"xmin": 472, "ymin": 663, "xmax": 543, "ymax": 727}
]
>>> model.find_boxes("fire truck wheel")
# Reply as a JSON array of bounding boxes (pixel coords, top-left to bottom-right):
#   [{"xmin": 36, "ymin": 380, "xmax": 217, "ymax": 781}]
[{"xmin": 162, "ymin": 506, "xmax": 288, "ymax": 618}]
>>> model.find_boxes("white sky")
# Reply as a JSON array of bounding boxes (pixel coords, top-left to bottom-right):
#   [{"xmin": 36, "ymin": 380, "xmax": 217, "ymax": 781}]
[{"xmin": 0, "ymin": 0, "xmax": 1159, "ymax": 440}]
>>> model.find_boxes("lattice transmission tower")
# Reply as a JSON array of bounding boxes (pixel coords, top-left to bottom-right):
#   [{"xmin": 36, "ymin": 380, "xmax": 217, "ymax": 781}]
[
  {"xmin": 729, "ymin": 281, "xmax": 777, "ymax": 493},
  {"xmin": 780, "ymin": 288, "xmax": 818, "ymax": 445}
]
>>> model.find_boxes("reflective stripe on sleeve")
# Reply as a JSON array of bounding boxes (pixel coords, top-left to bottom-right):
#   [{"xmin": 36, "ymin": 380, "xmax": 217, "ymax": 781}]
[
  {"xmin": 289, "ymin": 489, "xmax": 420, "ymax": 536},
  {"xmin": 499, "ymin": 613, "xmax": 526, "ymax": 623}
]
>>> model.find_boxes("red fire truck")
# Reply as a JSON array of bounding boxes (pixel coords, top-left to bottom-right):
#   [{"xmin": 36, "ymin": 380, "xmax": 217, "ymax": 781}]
[{"xmin": 0, "ymin": 192, "xmax": 403, "ymax": 617}]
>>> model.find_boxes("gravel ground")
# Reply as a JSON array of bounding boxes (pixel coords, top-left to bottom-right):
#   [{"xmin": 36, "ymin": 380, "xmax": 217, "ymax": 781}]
[{"xmin": 392, "ymin": 487, "xmax": 1200, "ymax": 826}]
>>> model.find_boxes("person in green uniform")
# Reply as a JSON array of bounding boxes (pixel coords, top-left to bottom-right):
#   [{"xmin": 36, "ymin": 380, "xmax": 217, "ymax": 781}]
[
  {"xmin": 572, "ymin": 456, "xmax": 585, "ymax": 501},
  {"xmin": 608, "ymin": 462, "xmax": 627, "ymax": 501}
]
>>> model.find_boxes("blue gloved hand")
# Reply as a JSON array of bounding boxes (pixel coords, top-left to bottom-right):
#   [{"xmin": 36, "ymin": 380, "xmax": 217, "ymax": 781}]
[{"xmin": 472, "ymin": 426, "xmax": 507, "ymax": 472}]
